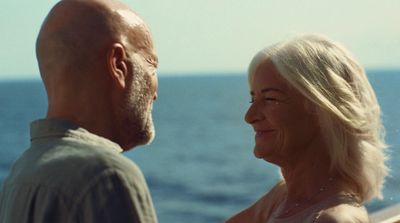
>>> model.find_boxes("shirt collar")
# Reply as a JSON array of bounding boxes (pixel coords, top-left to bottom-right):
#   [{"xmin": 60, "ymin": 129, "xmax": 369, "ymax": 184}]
[{"xmin": 30, "ymin": 118, "xmax": 123, "ymax": 153}]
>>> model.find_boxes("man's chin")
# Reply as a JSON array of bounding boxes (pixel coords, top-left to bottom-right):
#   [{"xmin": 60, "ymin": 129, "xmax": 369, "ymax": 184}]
[
  {"xmin": 142, "ymin": 130, "xmax": 155, "ymax": 146},
  {"xmin": 120, "ymin": 130, "xmax": 155, "ymax": 151},
  {"xmin": 140, "ymin": 117, "xmax": 155, "ymax": 145},
  {"xmin": 135, "ymin": 128, "xmax": 155, "ymax": 146}
]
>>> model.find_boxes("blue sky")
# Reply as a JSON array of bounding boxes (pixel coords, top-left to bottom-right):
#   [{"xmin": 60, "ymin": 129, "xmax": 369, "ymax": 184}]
[{"xmin": 1, "ymin": 0, "xmax": 399, "ymax": 79}]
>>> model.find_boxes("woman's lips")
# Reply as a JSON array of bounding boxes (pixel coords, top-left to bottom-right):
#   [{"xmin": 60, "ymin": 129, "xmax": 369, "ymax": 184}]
[{"xmin": 255, "ymin": 130, "xmax": 275, "ymax": 138}]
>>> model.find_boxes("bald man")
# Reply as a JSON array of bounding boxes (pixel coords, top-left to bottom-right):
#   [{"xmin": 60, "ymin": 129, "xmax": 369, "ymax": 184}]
[{"xmin": 0, "ymin": 0, "xmax": 158, "ymax": 222}]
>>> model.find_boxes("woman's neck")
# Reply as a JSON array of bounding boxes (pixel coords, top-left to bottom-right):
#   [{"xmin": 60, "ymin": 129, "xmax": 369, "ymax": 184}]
[
  {"xmin": 281, "ymin": 161, "xmax": 338, "ymax": 203},
  {"xmin": 277, "ymin": 147, "xmax": 346, "ymax": 218},
  {"xmin": 279, "ymin": 131, "xmax": 341, "ymax": 202}
]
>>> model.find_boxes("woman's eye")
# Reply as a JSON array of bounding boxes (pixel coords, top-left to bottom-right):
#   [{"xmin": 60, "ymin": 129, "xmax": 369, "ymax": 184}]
[
  {"xmin": 249, "ymin": 98, "xmax": 280, "ymax": 104},
  {"xmin": 264, "ymin": 98, "xmax": 281, "ymax": 104},
  {"xmin": 264, "ymin": 97, "xmax": 276, "ymax": 101}
]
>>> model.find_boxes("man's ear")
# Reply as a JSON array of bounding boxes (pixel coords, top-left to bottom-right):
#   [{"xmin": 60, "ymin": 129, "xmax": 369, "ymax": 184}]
[{"xmin": 108, "ymin": 43, "xmax": 128, "ymax": 89}]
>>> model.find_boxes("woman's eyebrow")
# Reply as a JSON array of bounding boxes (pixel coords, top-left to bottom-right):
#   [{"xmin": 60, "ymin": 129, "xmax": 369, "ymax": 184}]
[
  {"xmin": 250, "ymin": 88, "xmax": 285, "ymax": 95},
  {"xmin": 261, "ymin": 88, "xmax": 285, "ymax": 93}
]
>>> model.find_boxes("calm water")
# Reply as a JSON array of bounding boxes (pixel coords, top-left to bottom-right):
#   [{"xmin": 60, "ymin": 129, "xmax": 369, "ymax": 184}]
[{"xmin": 0, "ymin": 71, "xmax": 399, "ymax": 222}]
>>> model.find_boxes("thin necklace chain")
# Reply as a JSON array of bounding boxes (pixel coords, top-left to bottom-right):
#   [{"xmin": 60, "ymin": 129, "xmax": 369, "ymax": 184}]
[{"xmin": 279, "ymin": 177, "xmax": 335, "ymax": 217}]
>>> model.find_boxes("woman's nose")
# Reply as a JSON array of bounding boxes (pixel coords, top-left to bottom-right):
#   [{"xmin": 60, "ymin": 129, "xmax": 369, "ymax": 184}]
[{"xmin": 245, "ymin": 102, "xmax": 264, "ymax": 124}]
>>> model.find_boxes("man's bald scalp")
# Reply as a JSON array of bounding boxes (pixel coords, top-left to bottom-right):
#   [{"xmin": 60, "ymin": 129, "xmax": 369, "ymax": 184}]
[{"xmin": 36, "ymin": 0, "xmax": 149, "ymax": 82}]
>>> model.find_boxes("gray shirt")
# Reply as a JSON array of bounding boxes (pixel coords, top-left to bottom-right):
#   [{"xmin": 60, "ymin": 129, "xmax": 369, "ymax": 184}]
[{"xmin": 0, "ymin": 119, "xmax": 158, "ymax": 223}]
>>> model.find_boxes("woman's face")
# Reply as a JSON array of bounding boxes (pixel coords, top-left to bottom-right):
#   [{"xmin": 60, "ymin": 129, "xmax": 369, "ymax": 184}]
[{"xmin": 245, "ymin": 60, "xmax": 320, "ymax": 166}]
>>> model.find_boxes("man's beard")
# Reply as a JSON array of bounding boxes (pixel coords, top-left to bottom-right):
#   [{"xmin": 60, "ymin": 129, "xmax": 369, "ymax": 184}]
[{"xmin": 117, "ymin": 68, "xmax": 155, "ymax": 150}]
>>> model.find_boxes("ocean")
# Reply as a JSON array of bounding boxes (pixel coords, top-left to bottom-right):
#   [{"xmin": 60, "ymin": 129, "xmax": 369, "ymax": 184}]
[{"xmin": 0, "ymin": 71, "xmax": 399, "ymax": 222}]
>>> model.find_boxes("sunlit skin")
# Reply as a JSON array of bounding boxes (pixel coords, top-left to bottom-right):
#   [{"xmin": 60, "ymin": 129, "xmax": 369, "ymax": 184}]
[
  {"xmin": 244, "ymin": 59, "xmax": 336, "ymax": 208},
  {"xmin": 225, "ymin": 60, "xmax": 369, "ymax": 222},
  {"xmin": 36, "ymin": 0, "xmax": 158, "ymax": 150},
  {"xmin": 115, "ymin": 51, "xmax": 159, "ymax": 149},
  {"xmin": 245, "ymin": 60, "xmax": 319, "ymax": 167}
]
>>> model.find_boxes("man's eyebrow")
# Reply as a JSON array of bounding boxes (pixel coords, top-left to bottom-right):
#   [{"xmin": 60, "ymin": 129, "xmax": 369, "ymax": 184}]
[{"xmin": 250, "ymin": 87, "xmax": 285, "ymax": 95}]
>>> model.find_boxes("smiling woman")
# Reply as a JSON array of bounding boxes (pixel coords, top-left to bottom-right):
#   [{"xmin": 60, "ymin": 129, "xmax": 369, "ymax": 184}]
[
  {"xmin": 245, "ymin": 59, "xmax": 320, "ymax": 165},
  {"xmin": 226, "ymin": 34, "xmax": 388, "ymax": 223}
]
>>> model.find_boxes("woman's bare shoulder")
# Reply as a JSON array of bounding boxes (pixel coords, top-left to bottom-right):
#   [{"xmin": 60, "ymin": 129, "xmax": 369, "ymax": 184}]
[
  {"xmin": 315, "ymin": 204, "xmax": 369, "ymax": 223},
  {"xmin": 225, "ymin": 182, "xmax": 286, "ymax": 223},
  {"xmin": 225, "ymin": 206, "xmax": 256, "ymax": 223}
]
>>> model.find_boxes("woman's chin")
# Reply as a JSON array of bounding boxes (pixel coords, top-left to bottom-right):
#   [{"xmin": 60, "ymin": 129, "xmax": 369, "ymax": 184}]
[
  {"xmin": 253, "ymin": 145, "xmax": 282, "ymax": 165},
  {"xmin": 254, "ymin": 145, "xmax": 272, "ymax": 159}
]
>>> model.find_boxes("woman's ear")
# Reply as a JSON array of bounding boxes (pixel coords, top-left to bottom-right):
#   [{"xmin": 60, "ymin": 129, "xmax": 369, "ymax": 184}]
[{"xmin": 107, "ymin": 43, "xmax": 128, "ymax": 89}]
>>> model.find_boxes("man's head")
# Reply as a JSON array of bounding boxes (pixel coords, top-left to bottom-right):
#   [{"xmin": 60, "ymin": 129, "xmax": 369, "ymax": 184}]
[{"xmin": 36, "ymin": 0, "xmax": 158, "ymax": 150}]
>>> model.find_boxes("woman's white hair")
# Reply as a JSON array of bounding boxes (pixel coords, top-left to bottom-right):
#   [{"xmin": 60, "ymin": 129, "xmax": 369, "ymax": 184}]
[{"xmin": 249, "ymin": 34, "xmax": 388, "ymax": 202}]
